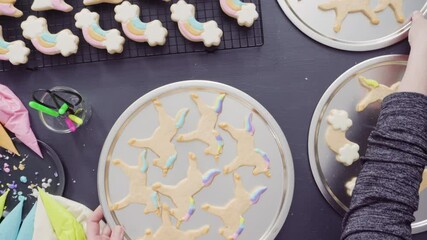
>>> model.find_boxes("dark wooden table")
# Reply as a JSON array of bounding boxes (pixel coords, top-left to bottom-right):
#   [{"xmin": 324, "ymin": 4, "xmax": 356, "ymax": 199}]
[{"xmin": 2, "ymin": 0, "xmax": 425, "ymax": 239}]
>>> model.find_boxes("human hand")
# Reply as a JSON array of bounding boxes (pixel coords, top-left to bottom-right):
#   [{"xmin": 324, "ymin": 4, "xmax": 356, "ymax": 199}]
[
  {"xmin": 87, "ymin": 206, "xmax": 125, "ymax": 240},
  {"xmin": 408, "ymin": 11, "xmax": 427, "ymax": 52},
  {"xmin": 399, "ymin": 12, "xmax": 427, "ymax": 95}
]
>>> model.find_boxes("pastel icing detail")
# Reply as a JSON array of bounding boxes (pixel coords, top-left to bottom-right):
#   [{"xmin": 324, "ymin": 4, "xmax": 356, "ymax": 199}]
[
  {"xmin": 140, "ymin": 150, "xmax": 148, "ymax": 173},
  {"xmin": 214, "ymin": 93, "xmax": 226, "ymax": 113},
  {"xmin": 171, "ymin": 0, "xmax": 223, "ymax": 47},
  {"xmin": 0, "ymin": 2, "xmax": 22, "ymax": 17},
  {"xmin": 114, "ymin": 1, "xmax": 168, "ymax": 46},
  {"xmin": 21, "ymin": 16, "xmax": 79, "ymax": 57},
  {"xmin": 0, "ymin": 26, "xmax": 29, "ymax": 65},
  {"xmin": 215, "ymin": 133, "xmax": 224, "ymax": 154},
  {"xmin": 181, "ymin": 197, "xmax": 196, "ymax": 222},
  {"xmin": 75, "ymin": 8, "xmax": 125, "ymax": 54},
  {"xmin": 245, "ymin": 113, "xmax": 255, "ymax": 135},
  {"xmin": 250, "ymin": 186, "xmax": 267, "ymax": 204},
  {"xmin": 31, "ymin": 0, "xmax": 73, "ymax": 12},
  {"xmin": 175, "ymin": 108, "xmax": 189, "ymax": 129},
  {"xmin": 325, "ymin": 109, "xmax": 360, "ymax": 166},
  {"xmin": 326, "ymin": 109, "xmax": 352, "ymax": 131},
  {"xmin": 202, "ymin": 169, "xmax": 221, "ymax": 186},
  {"xmin": 254, "ymin": 148, "xmax": 270, "ymax": 170},
  {"xmin": 337, "ymin": 143, "xmax": 360, "ymax": 166},
  {"xmin": 165, "ymin": 153, "xmax": 178, "ymax": 168},
  {"xmin": 0, "ymin": 200, "xmax": 24, "ymax": 240},
  {"xmin": 151, "ymin": 192, "xmax": 159, "ymax": 209},
  {"xmin": 230, "ymin": 216, "xmax": 245, "ymax": 240},
  {"xmin": 363, "ymin": 78, "xmax": 379, "ymax": 88},
  {"xmin": 220, "ymin": 0, "xmax": 259, "ymax": 27}
]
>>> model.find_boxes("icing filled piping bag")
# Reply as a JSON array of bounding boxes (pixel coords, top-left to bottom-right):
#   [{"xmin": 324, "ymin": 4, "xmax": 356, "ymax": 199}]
[{"xmin": 0, "ymin": 84, "xmax": 43, "ymax": 158}]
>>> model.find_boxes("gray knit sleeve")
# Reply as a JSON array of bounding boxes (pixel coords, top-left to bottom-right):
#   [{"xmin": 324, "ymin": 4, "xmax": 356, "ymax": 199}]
[{"xmin": 341, "ymin": 92, "xmax": 427, "ymax": 240}]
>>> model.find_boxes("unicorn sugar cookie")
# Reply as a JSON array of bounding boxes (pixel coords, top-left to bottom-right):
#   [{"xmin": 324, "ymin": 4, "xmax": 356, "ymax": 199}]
[
  {"xmin": 325, "ymin": 109, "xmax": 360, "ymax": 166},
  {"xmin": 202, "ymin": 173, "xmax": 267, "ymax": 240},
  {"xmin": 177, "ymin": 93, "xmax": 225, "ymax": 159},
  {"xmin": 110, "ymin": 150, "xmax": 160, "ymax": 214},
  {"xmin": 128, "ymin": 99, "xmax": 189, "ymax": 175},
  {"xmin": 219, "ymin": 113, "xmax": 272, "ymax": 177},
  {"xmin": 83, "ymin": 0, "xmax": 122, "ymax": 6},
  {"xmin": 138, "ymin": 205, "xmax": 209, "ymax": 240},
  {"xmin": 114, "ymin": 1, "xmax": 168, "ymax": 46},
  {"xmin": 21, "ymin": 16, "xmax": 79, "ymax": 57},
  {"xmin": 219, "ymin": 0, "xmax": 259, "ymax": 27},
  {"xmin": 0, "ymin": 26, "xmax": 30, "ymax": 65},
  {"xmin": 171, "ymin": 0, "xmax": 223, "ymax": 47},
  {"xmin": 75, "ymin": 9, "xmax": 125, "ymax": 54},
  {"xmin": 0, "ymin": 0, "xmax": 22, "ymax": 17},
  {"xmin": 375, "ymin": 0, "xmax": 405, "ymax": 23},
  {"xmin": 318, "ymin": 0, "xmax": 380, "ymax": 32},
  {"xmin": 356, "ymin": 76, "xmax": 400, "ymax": 112},
  {"xmin": 345, "ymin": 177, "xmax": 357, "ymax": 196},
  {"xmin": 31, "ymin": 0, "xmax": 72, "ymax": 12},
  {"xmin": 152, "ymin": 152, "xmax": 221, "ymax": 225}
]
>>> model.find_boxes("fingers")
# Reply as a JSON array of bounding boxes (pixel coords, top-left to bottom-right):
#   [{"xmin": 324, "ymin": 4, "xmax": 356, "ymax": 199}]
[
  {"xmin": 86, "ymin": 206, "xmax": 104, "ymax": 238},
  {"xmin": 110, "ymin": 226, "xmax": 125, "ymax": 240},
  {"xmin": 102, "ymin": 225, "xmax": 112, "ymax": 237},
  {"xmin": 412, "ymin": 11, "xmax": 424, "ymax": 21}
]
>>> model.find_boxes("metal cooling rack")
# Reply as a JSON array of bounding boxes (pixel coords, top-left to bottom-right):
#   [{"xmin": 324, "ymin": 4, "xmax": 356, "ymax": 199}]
[{"xmin": 0, "ymin": 0, "xmax": 263, "ymax": 71}]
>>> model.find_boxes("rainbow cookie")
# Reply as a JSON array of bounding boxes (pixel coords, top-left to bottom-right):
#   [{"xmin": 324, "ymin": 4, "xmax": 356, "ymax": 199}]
[
  {"xmin": 325, "ymin": 109, "xmax": 360, "ymax": 166},
  {"xmin": 128, "ymin": 100, "xmax": 189, "ymax": 175},
  {"xmin": 75, "ymin": 8, "xmax": 125, "ymax": 54},
  {"xmin": 114, "ymin": 1, "xmax": 168, "ymax": 46},
  {"xmin": 171, "ymin": 0, "xmax": 223, "ymax": 47},
  {"xmin": 138, "ymin": 205, "xmax": 209, "ymax": 240},
  {"xmin": 21, "ymin": 16, "xmax": 79, "ymax": 57},
  {"xmin": 31, "ymin": 0, "xmax": 73, "ymax": 12},
  {"xmin": 152, "ymin": 152, "xmax": 221, "ymax": 225},
  {"xmin": 356, "ymin": 76, "xmax": 400, "ymax": 112},
  {"xmin": 220, "ymin": 0, "xmax": 259, "ymax": 27},
  {"xmin": 177, "ymin": 93, "xmax": 225, "ymax": 159},
  {"xmin": 110, "ymin": 150, "xmax": 160, "ymax": 214},
  {"xmin": 219, "ymin": 113, "xmax": 272, "ymax": 177},
  {"xmin": 0, "ymin": 26, "xmax": 29, "ymax": 65},
  {"xmin": 318, "ymin": 0, "xmax": 379, "ymax": 32},
  {"xmin": 0, "ymin": 0, "xmax": 22, "ymax": 17},
  {"xmin": 202, "ymin": 173, "xmax": 267, "ymax": 240}
]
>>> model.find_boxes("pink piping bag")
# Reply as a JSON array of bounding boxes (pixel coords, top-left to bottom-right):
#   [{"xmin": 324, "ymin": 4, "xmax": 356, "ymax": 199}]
[{"xmin": 0, "ymin": 84, "xmax": 43, "ymax": 158}]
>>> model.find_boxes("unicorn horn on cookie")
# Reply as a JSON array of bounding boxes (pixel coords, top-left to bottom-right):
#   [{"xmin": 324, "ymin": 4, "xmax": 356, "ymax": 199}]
[
  {"xmin": 21, "ymin": 16, "xmax": 79, "ymax": 57},
  {"xmin": 0, "ymin": 26, "xmax": 30, "ymax": 65},
  {"xmin": 114, "ymin": 1, "xmax": 168, "ymax": 46},
  {"xmin": 75, "ymin": 8, "xmax": 125, "ymax": 54},
  {"xmin": 220, "ymin": 0, "xmax": 259, "ymax": 27},
  {"xmin": 171, "ymin": 0, "xmax": 223, "ymax": 47}
]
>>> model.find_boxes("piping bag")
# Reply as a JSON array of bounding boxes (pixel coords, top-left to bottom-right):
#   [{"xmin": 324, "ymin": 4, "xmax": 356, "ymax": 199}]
[{"xmin": 0, "ymin": 84, "xmax": 43, "ymax": 158}]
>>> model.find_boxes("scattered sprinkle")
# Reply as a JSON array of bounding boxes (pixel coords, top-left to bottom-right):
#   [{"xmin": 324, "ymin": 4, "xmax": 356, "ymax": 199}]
[
  {"xmin": 18, "ymin": 163, "xmax": 25, "ymax": 171},
  {"xmin": 54, "ymin": 172, "xmax": 58, "ymax": 178},
  {"xmin": 19, "ymin": 176, "xmax": 28, "ymax": 184}
]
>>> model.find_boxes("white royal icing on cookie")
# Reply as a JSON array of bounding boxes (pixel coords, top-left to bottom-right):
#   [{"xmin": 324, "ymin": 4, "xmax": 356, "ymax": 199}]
[
  {"xmin": 200, "ymin": 21, "xmax": 223, "ymax": 47},
  {"xmin": 170, "ymin": 0, "xmax": 194, "ymax": 22},
  {"xmin": 21, "ymin": 16, "xmax": 79, "ymax": 57},
  {"xmin": 327, "ymin": 109, "xmax": 352, "ymax": 131},
  {"xmin": 0, "ymin": 26, "xmax": 30, "ymax": 65},
  {"xmin": 345, "ymin": 177, "xmax": 357, "ymax": 196},
  {"xmin": 337, "ymin": 143, "xmax": 360, "ymax": 166},
  {"xmin": 31, "ymin": 0, "xmax": 73, "ymax": 12},
  {"xmin": 236, "ymin": 4, "xmax": 258, "ymax": 27},
  {"xmin": 114, "ymin": 1, "xmax": 168, "ymax": 46}
]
